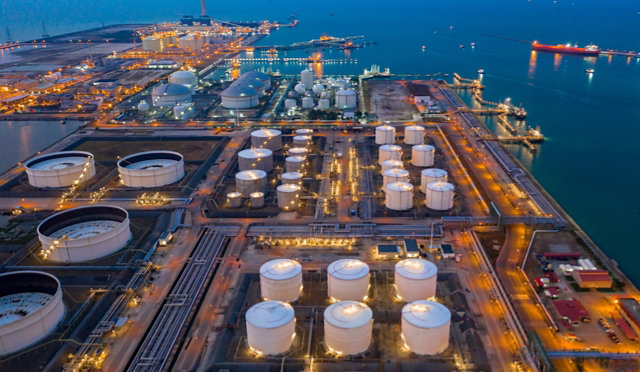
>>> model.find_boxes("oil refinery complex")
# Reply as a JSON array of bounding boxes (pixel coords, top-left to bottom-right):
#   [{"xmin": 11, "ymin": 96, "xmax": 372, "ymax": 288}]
[{"xmin": 0, "ymin": 14, "xmax": 638, "ymax": 372}]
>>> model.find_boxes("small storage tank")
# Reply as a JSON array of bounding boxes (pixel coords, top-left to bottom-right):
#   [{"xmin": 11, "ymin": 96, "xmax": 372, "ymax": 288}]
[
  {"xmin": 301, "ymin": 69, "xmax": 314, "ymax": 89},
  {"xmin": 395, "ymin": 259, "xmax": 438, "ymax": 301},
  {"xmin": 277, "ymin": 183, "xmax": 301, "ymax": 210},
  {"xmin": 238, "ymin": 148, "xmax": 274, "ymax": 172},
  {"xmin": 246, "ymin": 300, "xmax": 296, "ymax": 355},
  {"xmin": 235, "ymin": 170, "xmax": 267, "ymax": 196},
  {"xmin": 382, "ymin": 168, "xmax": 410, "ymax": 186},
  {"xmin": 380, "ymin": 159, "xmax": 404, "ymax": 172},
  {"xmin": 281, "ymin": 171, "xmax": 303, "ymax": 185},
  {"xmin": 288, "ymin": 147, "xmax": 308, "ymax": 158},
  {"xmin": 335, "ymin": 79, "xmax": 348, "ymax": 90},
  {"xmin": 250, "ymin": 192, "xmax": 265, "ymax": 208},
  {"xmin": 284, "ymin": 98, "xmax": 297, "ymax": 109},
  {"xmin": 378, "ymin": 144, "xmax": 402, "ymax": 164},
  {"xmin": 327, "ymin": 259, "xmax": 370, "ymax": 301},
  {"xmin": 324, "ymin": 301, "xmax": 373, "ymax": 355},
  {"xmin": 375, "ymin": 125, "xmax": 396, "ymax": 145},
  {"xmin": 385, "ymin": 182, "xmax": 413, "ymax": 211},
  {"xmin": 295, "ymin": 128, "xmax": 313, "ymax": 135},
  {"xmin": 294, "ymin": 83, "xmax": 306, "ymax": 94},
  {"xmin": 404, "ymin": 125, "xmax": 425, "ymax": 145},
  {"xmin": 317, "ymin": 98, "xmax": 330, "ymax": 110},
  {"xmin": 312, "ymin": 83, "xmax": 324, "ymax": 95},
  {"xmin": 426, "ymin": 181, "xmax": 454, "ymax": 211},
  {"xmin": 412, "ymin": 145, "xmax": 435, "ymax": 167},
  {"xmin": 251, "ymin": 129, "xmax": 282, "ymax": 151},
  {"xmin": 401, "ymin": 300, "xmax": 451, "ymax": 355},
  {"xmin": 301, "ymin": 96, "xmax": 314, "ymax": 109},
  {"xmin": 420, "ymin": 168, "xmax": 447, "ymax": 193},
  {"xmin": 137, "ymin": 100, "xmax": 150, "ymax": 113},
  {"xmin": 173, "ymin": 104, "xmax": 192, "ymax": 119},
  {"xmin": 293, "ymin": 135, "xmax": 312, "ymax": 147},
  {"xmin": 260, "ymin": 259, "xmax": 303, "ymax": 302},
  {"xmin": 285, "ymin": 156, "xmax": 306, "ymax": 173},
  {"xmin": 227, "ymin": 192, "xmax": 242, "ymax": 208},
  {"xmin": 335, "ymin": 89, "xmax": 357, "ymax": 109}
]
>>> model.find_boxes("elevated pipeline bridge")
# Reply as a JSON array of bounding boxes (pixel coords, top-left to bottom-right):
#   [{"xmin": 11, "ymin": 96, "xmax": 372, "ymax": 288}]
[{"xmin": 251, "ymin": 35, "xmax": 371, "ymax": 51}]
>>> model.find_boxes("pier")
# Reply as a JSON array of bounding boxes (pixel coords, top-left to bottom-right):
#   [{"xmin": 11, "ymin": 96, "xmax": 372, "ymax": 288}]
[{"xmin": 252, "ymin": 35, "xmax": 371, "ymax": 52}]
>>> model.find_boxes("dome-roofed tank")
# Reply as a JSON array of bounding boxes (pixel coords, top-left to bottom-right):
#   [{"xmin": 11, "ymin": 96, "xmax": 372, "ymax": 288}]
[
  {"xmin": 375, "ymin": 125, "xmax": 395, "ymax": 145},
  {"xmin": 401, "ymin": 300, "xmax": 451, "ymax": 355},
  {"xmin": 420, "ymin": 168, "xmax": 447, "ymax": 193},
  {"xmin": 324, "ymin": 301, "xmax": 373, "ymax": 355},
  {"xmin": 235, "ymin": 169, "xmax": 267, "ymax": 196},
  {"xmin": 246, "ymin": 300, "xmax": 296, "ymax": 355},
  {"xmin": 380, "ymin": 159, "xmax": 404, "ymax": 172},
  {"xmin": 404, "ymin": 125, "xmax": 425, "ymax": 145},
  {"xmin": 412, "ymin": 145, "xmax": 435, "ymax": 167},
  {"xmin": 378, "ymin": 144, "xmax": 402, "ymax": 164},
  {"xmin": 327, "ymin": 259, "xmax": 370, "ymax": 301},
  {"xmin": 425, "ymin": 181, "xmax": 454, "ymax": 210},
  {"xmin": 238, "ymin": 148, "xmax": 273, "ymax": 172},
  {"xmin": 385, "ymin": 182, "xmax": 413, "ymax": 211},
  {"xmin": 260, "ymin": 259, "xmax": 303, "ymax": 302},
  {"xmin": 395, "ymin": 259, "xmax": 438, "ymax": 301},
  {"xmin": 277, "ymin": 183, "xmax": 301, "ymax": 210},
  {"xmin": 251, "ymin": 129, "xmax": 282, "ymax": 151},
  {"xmin": 382, "ymin": 168, "xmax": 410, "ymax": 186},
  {"xmin": 335, "ymin": 89, "xmax": 357, "ymax": 109},
  {"xmin": 151, "ymin": 83, "xmax": 192, "ymax": 107}
]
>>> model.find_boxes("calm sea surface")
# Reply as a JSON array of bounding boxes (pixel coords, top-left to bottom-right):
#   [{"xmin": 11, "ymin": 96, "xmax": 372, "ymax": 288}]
[{"xmin": 2, "ymin": 0, "xmax": 640, "ymax": 282}]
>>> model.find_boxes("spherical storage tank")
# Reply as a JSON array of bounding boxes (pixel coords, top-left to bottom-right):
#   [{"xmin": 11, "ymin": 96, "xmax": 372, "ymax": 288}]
[
  {"xmin": 378, "ymin": 144, "xmax": 402, "ymax": 164},
  {"xmin": 294, "ymin": 83, "xmax": 306, "ymax": 95},
  {"xmin": 375, "ymin": 125, "xmax": 396, "ymax": 145},
  {"xmin": 412, "ymin": 145, "xmax": 435, "ymax": 167},
  {"xmin": 385, "ymin": 182, "xmax": 413, "ymax": 211},
  {"xmin": 328, "ymin": 259, "xmax": 370, "ymax": 301},
  {"xmin": 395, "ymin": 259, "xmax": 438, "ymax": 302},
  {"xmin": 246, "ymin": 300, "xmax": 295, "ymax": 355},
  {"xmin": 38, "ymin": 205, "xmax": 131, "ymax": 262},
  {"xmin": 238, "ymin": 148, "xmax": 273, "ymax": 172},
  {"xmin": 380, "ymin": 159, "xmax": 404, "ymax": 172},
  {"xmin": 118, "ymin": 151, "xmax": 185, "ymax": 188},
  {"xmin": 404, "ymin": 125, "xmax": 425, "ymax": 145},
  {"xmin": 25, "ymin": 151, "xmax": 95, "ymax": 188},
  {"xmin": 335, "ymin": 89, "xmax": 357, "ymax": 109},
  {"xmin": 281, "ymin": 171, "xmax": 303, "ymax": 185},
  {"xmin": 382, "ymin": 168, "xmax": 409, "ymax": 186},
  {"xmin": 221, "ymin": 83, "xmax": 259, "ymax": 109},
  {"xmin": 317, "ymin": 98, "xmax": 330, "ymax": 110},
  {"xmin": 260, "ymin": 259, "xmax": 303, "ymax": 302},
  {"xmin": 402, "ymin": 300, "xmax": 450, "ymax": 355},
  {"xmin": 250, "ymin": 192, "xmax": 265, "ymax": 208},
  {"xmin": 426, "ymin": 181, "xmax": 454, "ymax": 211},
  {"xmin": 324, "ymin": 301, "xmax": 373, "ymax": 355},
  {"xmin": 300, "ymin": 69, "xmax": 314, "ymax": 90},
  {"xmin": 420, "ymin": 168, "xmax": 447, "ymax": 193},
  {"xmin": 137, "ymin": 100, "xmax": 150, "ymax": 113},
  {"xmin": 277, "ymin": 184, "xmax": 301, "ymax": 210},
  {"xmin": 284, "ymin": 98, "xmax": 297, "ymax": 109},
  {"xmin": 312, "ymin": 83, "xmax": 324, "ymax": 95},
  {"xmin": 285, "ymin": 156, "xmax": 305, "ymax": 173},
  {"xmin": 251, "ymin": 129, "xmax": 282, "ymax": 151},
  {"xmin": 301, "ymin": 96, "xmax": 314, "ymax": 109},
  {"xmin": 235, "ymin": 170, "xmax": 267, "ymax": 196},
  {"xmin": 151, "ymin": 83, "xmax": 192, "ymax": 107},
  {"xmin": 293, "ymin": 135, "xmax": 312, "ymax": 147},
  {"xmin": 0, "ymin": 271, "xmax": 65, "ymax": 356},
  {"xmin": 227, "ymin": 192, "xmax": 242, "ymax": 208},
  {"xmin": 168, "ymin": 70, "xmax": 197, "ymax": 93}
]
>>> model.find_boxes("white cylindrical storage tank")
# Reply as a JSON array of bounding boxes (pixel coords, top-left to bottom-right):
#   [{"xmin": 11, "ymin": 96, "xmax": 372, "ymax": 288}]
[
  {"xmin": 380, "ymin": 159, "xmax": 404, "ymax": 172},
  {"xmin": 251, "ymin": 129, "xmax": 282, "ymax": 152},
  {"xmin": 117, "ymin": 151, "xmax": 185, "ymax": 188},
  {"xmin": 402, "ymin": 300, "xmax": 451, "ymax": 355},
  {"xmin": 285, "ymin": 156, "xmax": 305, "ymax": 173},
  {"xmin": 151, "ymin": 83, "xmax": 192, "ymax": 107},
  {"xmin": 238, "ymin": 148, "xmax": 274, "ymax": 172},
  {"xmin": 324, "ymin": 301, "xmax": 372, "ymax": 355},
  {"xmin": 375, "ymin": 125, "xmax": 395, "ymax": 145},
  {"xmin": 227, "ymin": 192, "xmax": 242, "ymax": 208},
  {"xmin": 284, "ymin": 98, "xmax": 297, "ymax": 109},
  {"xmin": 327, "ymin": 259, "xmax": 370, "ymax": 301},
  {"xmin": 277, "ymin": 183, "xmax": 301, "ymax": 210},
  {"xmin": 173, "ymin": 104, "xmax": 192, "ymax": 119},
  {"xmin": 312, "ymin": 83, "xmax": 324, "ymax": 95},
  {"xmin": 25, "ymin": 151, "xmax": 96, "ymax": 188},
  {"xmin": 301, "ymin": 96, "xmax": 314, "ymax": 109},
  {"xmin": 250, "ymin": 192, "xmax": 265, "ymax": 208},
  {"xmin": 426, "ymin": 182, "xmax": 454, "ymax": 211},
  {"xmin": 260, "ymin": 259, "xmax": 303, "ymax": 302},
  {"xmin": 404, "ymin": 125, "xmax": 425, "ymax": 145},
  {"xmin": 281, "ymin": 171, "xmax": 303, "ymax": 185},
  {"xmin": 293, "ymin": 135, "xmax": 312, "ymax": 147},
  {"xmin": 395, "ymin": 259, "xmax": 438, "ymax": 302},
  {"xmin": 335, "ymin": 79, "xmax": 348, "ymax": 90},
  {"xmin": 378, "ymin": 144, "xmax": 402, "ymax": 164},
  {"xmin": 246, "ymin": 300, "xmax": 296, "ymax": 355},
  {"xmin": 318, "ymin": 98, "xmax": 330, "ymax": 110},
  {"xmin": 420, "ymin": 168, "xmax": 448, "ymax": 193},
  {"xmin": 235, "ymin": 170, "xmax": 267, "ymax": 196},
  {"xmin": 385, "ymin": 182, "xmax": 413, "ymax": 211},
  {"xmin": 335, "ymin": 89, "xmax": 357, "ymax": 109},
  {"xmin": 301, "ymin": 69, "xmax": 314, "ymax": 89},
  {"xmin": 294, "ymin": 83, "xmax": 306, "ymax": 94},
  {"xmin": 382, "ymin": 168, "xmax": 410, "ymax": 186},
  {"xmin": 168, "ymin": 70, "xmax": 197, "ymax": 93},
  {"xmin": 37, "ymin": 205, "xmax": 131, "ymax": 262},
  {"xmin": 221, "ymin": 83, "xmax": 259, "ymax": 109},
  {"xmin": 295, "ymin": 128, "xmax": 313, "ymax": 135},
  {"xmin": 0, "ymin": 271, "xmax": 65, "ymax": 356},
  {"xmin": 412, "ymin": 145, "xmax": 435, "ymax": 167},
  {"xmin": 288, "ymin": 147, "xmax": 308, "ymax": 158}
]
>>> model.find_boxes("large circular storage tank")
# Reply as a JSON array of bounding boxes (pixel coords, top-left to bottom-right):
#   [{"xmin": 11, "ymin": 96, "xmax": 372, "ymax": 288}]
[
  {"xmin": 378, "ymin": 144, "xmax": 402, "ymax": 164},
  {"xmin": 227, "ymin": 192, "xmax": 242, "ymax": 208},
  {"xmin": 295, "ymin": 128, "xmax": 313, "ymax": 135},
  {"xmin": 246, "ymin": 300, "xmax": 296, "ymax": 355},
  {"xmin": 151, "ymin": 83, "xmax": 192, "ymax": 107},
  {"xmin": 221, "ymin": 83, "xmax": 259, "ymax": 109},
  {"xmin": 426, "ymin": 182, "xmax": 454, "ymax": 211},
  {"xmin": 242, "ymin": 70, "xmax": 271, "ymax": 88},
  {"xmin": 317, "ymin": 98, "xmax": 330, "ymax": 110},
  {"xmin": 401, "ymin": 300, "xmax": 451, "ymax": 355},
  {"xmin": 385, "ymin": 182, "xmax": 413, "ymax": 211},
  {"xmin": 284, "ymin": 98, "xmax": 297, "ymax": 109},
  {"xmin": 277, "ymin": 184, "xmax": 301, "ymax": 210},
  {"xmin": 238, "ymin": 148, "xmax": 274, "ymax": 172},
  {"xmin": 301, "ymin": 96, "xmax": 314, "ymax": 109},
  {"xmin": 250, "ymin": 192, "xmax": 265, "ymax": 208},
  {"xmin": 380, "ymin": 159, "xmax": 404, "ymax": 172},
  {"xmin": 375, "ymin": 125, "xmax": 395, "ymax": 145},
  {"xmin": 285, "ymin": 156, "xmax": 305, "ymax": 173},
  {"xmin": 288, "ymin": 147, "xmax": 308, "ymax": 158},
  {"xmin": 281, "ymin": 171, "xmax": 303, "ymax": 185},
  {"xmin": 412, "ymin": 145, "xmax": 435, "ymax": 167},
  {"xmin": 404, "ymin": 125, "xmax": 425, "ymax": 145},
  {"xmin": 0, "ymin": 271, "xmax": 65, "ymax": 356},
  {"xmin": 117, "ymin": 150, "xmax": 185, "ymax": 188},
  {"xmin": 168, "ymin": 70, "xmax": 197, "ymax": 93},
  {"xmin": 37, "ymin": 205, "xmax": 131, "ymax": 262},
  {"xmin": 382, "ymin": 168, "xmax": 410, "ymax": 186},
  {"xmin": 260, "ymin": 259, "xmax": 303, "ymax": 302},
  {"xmin": 420, "ymin": 168, "xmax": 448, "ymax": 193},
  {"xmin": 327, "ymin": 259, "xmax": 370, "ymax": 301},
  {"xmin": 251, "ymin": 129, "xmax": 282, "ymax": 151},
  {"xmin": 335, "ymin": 89, "xmax": 357, "ymax": 109},
  {"xmin": 324, "ymin": 301, "xmax": 373, "ymax": 355},
  {"xmin": 395, "ymin": 259, "xmax": 438, "ymax": 301},
  {"xmin": 25, "ymin": 151, "xmax": 96, "ymax": 188},
  {"xmin": 293, "ymin": 135, "xmax": 312, "ymax": 147},
  {"xmin": 235, "ymin": 170, "xmax": 267, "ymax": 196}
]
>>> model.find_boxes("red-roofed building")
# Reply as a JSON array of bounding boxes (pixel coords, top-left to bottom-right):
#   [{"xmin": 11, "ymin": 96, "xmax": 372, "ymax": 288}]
[
  {"xmin": 544, "ymin": 287, "xmax": 561, "ymax": 299},
  {"xmin": 571, "ymin": 270, "xmax": 612, "ymax": 289},
  {"xmin": 615, "ymin": 317, "xmax": 638, "ymax": 341},
  {"xmin": 552, "ymin": 299, "xmax": 590, "ymax": 324}
]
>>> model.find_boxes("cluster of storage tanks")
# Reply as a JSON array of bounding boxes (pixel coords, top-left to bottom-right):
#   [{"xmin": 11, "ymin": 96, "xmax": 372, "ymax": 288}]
[
  {"xmin": 375, "ymin": 125, "xmax": 455, "ymax": 211},
  {"xmin": 284, "ymin": 69, "xmax": 357, "ymax": 112},
  {"xmin": 246, "ymin": 257, "xmax": 450, "ymax": 357}
]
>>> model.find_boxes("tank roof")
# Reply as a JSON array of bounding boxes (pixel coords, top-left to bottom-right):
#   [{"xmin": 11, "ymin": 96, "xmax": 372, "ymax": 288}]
[
  {"xmin": 328, "ymin": 259, "xmax": 369, "ymax": 280},
  {"xmin": 396, "ymin": 259, "xmax": 437, "ymax": 280},
  {"xmin": 324, "ymin": 301, "xmax": 372, "ymax": 329},
  {"xmin": 241, "ymin": 70, "xmax": 271, "ymax": 80},
  {"xmin": 380, "ymin": 144, "xmax": 401, "ymax": 151},
  {"xmin": 285, "ymin": 155, "xmax": 305, "ymax": 163},
  {"xmin": 170, "ymin": 70, "xmax": 196, "ymax": 79},
  {"xmin": 385, "ymin": 182, "xmax": 413, "ymax": 192},
  {"xmin": 152, "ymin": 83, "xmax": 191, "ymax": 96},
  {"xmin": 260, "ymin": 259, "xmax": 302, "ymax": 280},
  {"xmin": 118, "ymin": 150, "xmax": 183, "ymax": 168},
  {"xmin": 422, "ymin": 168, "xmax": 447, "ymax": 177},
  {"xmin": 281, "ymin": 171, "xmax": 303, "ymax": 179},
  {"xmin": 405, "ymin": 125, "xmax": 425, "ymax": 130},
  {"xmin": 37, "ymin": 205, "xmax": 128, "ymax": 238},
  {"xmin": 250, "ymin": 192, "xmax": 264, "ymax": 198},
  {"xmin": 383, "ymin": 168, "xmax": 409, "ymax": 177},
  {"xmin": 427, "ymin": 181, "xmax": 454, "ymax": 192},
  {"xmin": 239, "ymin": 148, "xmax": 272, "ymax": 159},
  {"xmin": 251, "ymin": 128, "xmax": 281, "ymax": 137},
  {"xmin": 277, "ymin": 184, "xmax": 301, "ymax": 192},
  {"xmin": 26, "ymin": 151, "xmax": 93, "ymax": 169},
  {"xmin": 377, "ymin": 125, "xmax": 395, "ymax": 131},
  {"xmin": 336, "ymin": 89, "xmax": 356, "ymax": 96},
  {"xmin": 246, "ymin": 300, "xmax": 295, "ymax": 329},
  {"xmin": 402, "ymin": 300, "xmax": 450, "ymax": 328},
  {"xmin": 236, "ymin": 169, "xmax": 267, "ymax": 180},
  {"xmin": 222, "ymin": 83, "xmax": 259, "ymax": 98},
  {"xmin": 413, "ymin": 144, "xmax": 435, "ymax": 151}
]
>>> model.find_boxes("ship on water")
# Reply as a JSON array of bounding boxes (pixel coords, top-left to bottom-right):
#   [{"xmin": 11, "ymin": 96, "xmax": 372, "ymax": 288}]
[{"xmin": 531, "ymin": 41, "xmax": 601, "ymax": 56}]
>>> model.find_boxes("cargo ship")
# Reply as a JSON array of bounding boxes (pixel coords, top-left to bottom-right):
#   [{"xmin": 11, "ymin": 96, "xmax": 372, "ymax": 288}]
[{"xmin": 531, "ymin": 41, "xmax": 601, "ymax": 56}]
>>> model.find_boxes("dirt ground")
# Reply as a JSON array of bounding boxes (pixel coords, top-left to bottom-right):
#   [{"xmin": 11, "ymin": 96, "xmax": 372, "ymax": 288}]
[
  {"xmin": 72, "ymin": 139, "xmax": 219, "ymax": 163},
  {"xmin": 365, "ymin": 81, "xmax": 419, "ymax": 122}
]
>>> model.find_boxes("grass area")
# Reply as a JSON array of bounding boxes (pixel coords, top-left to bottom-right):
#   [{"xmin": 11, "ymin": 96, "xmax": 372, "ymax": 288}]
[{"xmin": 73, "ymin": 139, "xmax": 219, "ymax": 163}]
